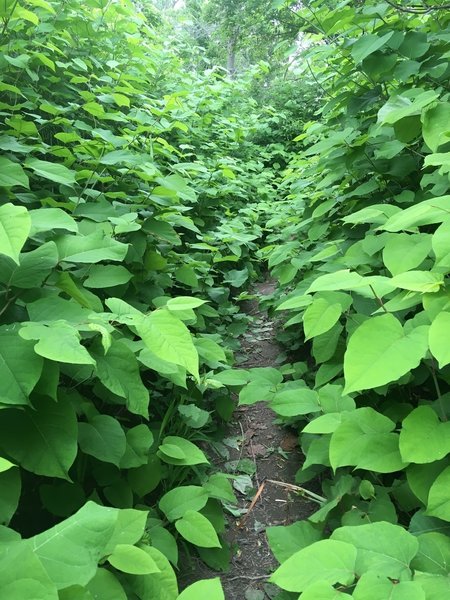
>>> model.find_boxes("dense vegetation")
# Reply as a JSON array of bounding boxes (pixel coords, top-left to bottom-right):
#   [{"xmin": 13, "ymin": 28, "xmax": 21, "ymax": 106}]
[{"xmin": 2, "ymin": 0, "xmax": 450, "ymax": 598}]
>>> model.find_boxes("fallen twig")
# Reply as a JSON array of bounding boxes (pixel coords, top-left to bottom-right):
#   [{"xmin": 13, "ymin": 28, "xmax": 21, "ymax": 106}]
[
  {"xmin": 226, "ymin": 574, "xmax": 269, "ymax": 582},
  {"xmin": 265, "ymin": 479, "xmax": 326, "ymax": 504},
  {"xmin": 237, "ymin": 480, "xmax": 266, "ymax": 528}
]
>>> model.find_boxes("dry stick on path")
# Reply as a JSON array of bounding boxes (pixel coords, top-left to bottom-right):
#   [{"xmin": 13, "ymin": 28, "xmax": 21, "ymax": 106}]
[{"xmin": 238, "ymin": 478, "xmax": 326, "ymax": 529}]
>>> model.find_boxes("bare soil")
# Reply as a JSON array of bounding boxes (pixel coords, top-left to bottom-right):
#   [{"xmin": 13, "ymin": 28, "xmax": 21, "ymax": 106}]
[{"xmin": 180, "ymin": 281, "xmax": 317, "ymax": 599}]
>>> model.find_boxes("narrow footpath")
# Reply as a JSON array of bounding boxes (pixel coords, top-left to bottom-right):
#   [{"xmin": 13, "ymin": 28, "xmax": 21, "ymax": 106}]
[{"xmin": 182, "ymin": 281, "xmax": 317, "ymax": 599}]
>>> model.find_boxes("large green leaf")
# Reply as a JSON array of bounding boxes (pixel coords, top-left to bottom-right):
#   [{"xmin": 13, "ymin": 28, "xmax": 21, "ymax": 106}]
[
  {"xmin": 78, "ymin": 415, "xmax": 126, "ymax": 467},
  {"xmin": 92, "ymin": 340, "xmax": 149, "ymax": 417},
  {"xmin": 400, "ymin": 406, "xmax": 450, "ymax": 463},
  {"xmin": 353, "ymin": 572, "xmax": 425, "ymax": 600},
  {"xmin": 107, "ymin": 544, "xmax": 160, "ymax": 575},
  {"xmin": 125, "ymin": 546, "xmax": 178, "ymax": 600},
  {"xmin": 158, "ymin": 436, "xmax": 208, "ymax": 466},
  {"xmin": 29, "ymin": 502, "xmax": 119, "ymax": 588},
  {"xmin": 331, "ymin": 522, "xmax": 419, "ymax": 579},
  {"xmin": 380, "ymin": 196, "xmax": 450, "ymax": 232},
  {"xmin": 0, "ymin": 542, "xmax": 57, "ymax": 600},
  {"xmin": 55, "ymin": 232, "xmax": 128, "ymax": 264},
  {"xmin": 329, "ymin": 408, "xmax": 405, "ymax": 473},
  {"xmin": 0, "ymin": 326, "xmax": 43, "ymax": 405},
  {"xmin": 427, "ymin": 467, "xmax": 450, "ymax": 521},
  {"xmin": 177, "ymin": 579, "xmax": 224, "ymax": 600},
  {"xmin": 20, "ymin": 322, "xmax": 95, "ymax": 365},
  {"xmin": 343, "ymin": 314, "xmax": 428, "ymax": 393},
  {"xmin": 29, "ymin": 208, "xmax": 78, "ymax": 235},
  {"xmin": 429, "ymin": 311, "xmax": 450, "ymax": 368},
  {"xmin": 175, "ymin": 510, "xmax": 220, "ymax": 548},
  {"xmin": 269, "ymin": 539, "xmax": 356, "ymax": 592},
  {"xmin": 412, "ymin": 532, "xmax": 450, "ymax": 576},
  {"xmin": 0, "ymin": 203, "xmax": 31, "ymax": 264},
  {"xmin": 25, "ymin": 158, "xmax": 76, "ymax": 186},
  {"xmin": 0, "ymin": 395, "xmax": 77, "ymax": 479},
  {"xmin": 86, "ymin": 569, "xmax": 126, "ymax": 600},
  {"xmin": 136, "ymin": 309, "xmax": 199, "ymax": 380},
  {"xmin": 0, "ymin": 242, "xmax": 58, "ymax": 288},
  {"xmin": 0, "ymin": 157, "xmax": 29, "ymax": 188},
  {"xmin": 267, "ymin": 521, "xmax": 322, "ymax": 564},
  {"xmin": 422, "ymin": 102, "xmax": 450, "ymax": 152},
  {"xmin": 432, "ymin": 217, "xmax": 450, "ymax": 268},
  {"xmin": 382, "ymin": 233, "xmax": 431, "ymax": 276},
  {"xmin": 159, "ymin": 486, "xmax": 208, "ymax": 522},
  {"xmin": 351, "ymin": 32, "xmax": 394, "ymax": 63},
  {"xmin": 303, "ymin": 297, "xmax": 342, "ymax": 340}
]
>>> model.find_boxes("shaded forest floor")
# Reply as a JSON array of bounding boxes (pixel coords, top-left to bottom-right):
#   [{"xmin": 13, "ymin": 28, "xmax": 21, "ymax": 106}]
[{"xmin": 181, "ymin": 281, "xmax": 316, "ymax": 599}]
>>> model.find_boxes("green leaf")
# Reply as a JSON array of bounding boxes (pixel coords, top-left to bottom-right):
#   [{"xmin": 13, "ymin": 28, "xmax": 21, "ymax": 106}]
[
  {"xmin": 351, "ymin": 32, "xmax": 394, "ymax": 63},
  {"xmin": 353, "ymin": 572, "xmax": 425, "ymax": 600},
  {"xmin": 276, "ymin": 295, "xmax": 313, "ymax": 310},
  {"xmin": 177, "ymin": 578, "xmax": 224, "ymax": 600},
  {"xmin": 391, "ymin": 271, "xmax": 443, "ymax": 293},
  {"xmin": 2, "ymin": 241, "xmax": 58, "ymax": 288},
  {"xmin": 178, "ymin": 404, "xmax": 210, "ymax": 428},
  {"xmin": 269, "ymin": 539, "xmax": 356, "ymax": 592},
  {"xmin": 380, "ymin": 196, "xmax": 450, "ymax": 232},
  {"xmin": 159, "ymin": 486, "xmax": 208, "ymax": 522},
  {"xmin": 29, "ymin": 208, "xmax": 78, "ymax": 235},
  {"xmin": 0, "ymin": 157, "xmax": 29, "ymax": 188},
  {"xmin": 432, "ymin": 218, "xmax": 450, "ymax": 267},
  {"xmin": 0, "ymin": 203, "xmax": 31, "ymax": 264},
  {"xmin": 382, "ymin": 233, "xmax": 431, "ymax": 276},
  {"xmin": 303, "ymin": 298, "xmax": 342, "ymax": 340},
  {"xmin": 400, "ymin": 406, "xmax": 450, "ymax": 463},
  {"xmin": 120, "ymin": 425, "xmax": 154, "ymax": 469},
  {"xmin": 330, "ymin": 407, "xmax": 405, "ymax": 473},
  {"xmin": 125, "ymin": 546, "xmax": 178, "ymax": 600},
  {"xmin": 212, "ymin": 369, "xmax": 250, "ymax": 386},
  {"xmin": 301, "ymin": 582, "xmax": 352, "ymax": 599},
  {"xmin": 0, "ymin": 543, "xmax": 57, "ymax": 600},
  {"xmin": 25, "ymin": 158, "xmax": 76, "ymax": 186},
  {"xmin": 104, "ymin": 508, "xmax": 148, "ymax": 554},
  {"xmin": 331, "ymin": 522, "xmax": 419, "ymax": 579},
  {"xmin": 267, "ymin": 521, "xmax": 322, "ymax": 564},
  {"xmin": 270, "ymin": 386, "xmax": 320, "ymax": 417},
  {"xmin": 93, "ymin": 340, "xmax": 149, "ymax": 417},
  {"xmin": 307, "ymin": 270, "xmax": 365, "ymax": 293},
  {"xmin": 84, "ymin": 265, "xmax": 132, "ymax": 288},
  {"xmin": 0, "ymin": 326, "xmax": 43, "ymax": 405},
  {"xmin": 86, "ymin": 569, "xmax": 126, "ymax": 600},
  {"xmin": 55, "ymin": 231, "xmax": 128, "ymax": 263},
  {"xmin": 343, "ymin": 314, "xmax": 429, "ymax": 393},
  {"xmin": 136, "ymin": 309, "xmax": 199, "ymax": 380},
  {"xmin": 108, "ymin": 544, "xmax": 160, "ymax": 575},
  {"xmin": 0, "ymin": 395, "xmax": 77, "ymax": 479},
  {"xmin": 78, "ymin": 415, "xmax": 126, "ymax": 467},
  {"xmin": 158, "ymin": 436, "xmax": 208, "ymax": 466},
  {"xmin": 29, "ymin": 501, "xmax": 119, "ymax": 588},
  {"xmin": 412, "ymin": 532, "xmax": 450, "ymax": 576},
  {"xmin": 203, "ymin": 474, "xmax": 236, "ymax": 503},
  {"xmin": 0, "ymin": 466, "xmax": 21, "ymax": 525},
  {"xmin": 422, "ymin": 102, "xmax": 450, "ymax": 152},
  {"xmin": 20, "ymin": 322, "xmax": 95, "ymax": 365},
  {"xmin": 429, "ymin": 311, "xmax": 450, "ymax": 368},
  {"xmin": 175, "ymin": 510, "xmax": 220, "ymax": 548},
  {"xmin": 166, "ymin": 296, "xmax": 208, "ymax": 310},
  {"xmin": 427, "ymin": 467, "xmax": 450, "ymax": 521},
  {"xmin": 415, "ymin": 573, "xmax": 450, "ymax": 600}
]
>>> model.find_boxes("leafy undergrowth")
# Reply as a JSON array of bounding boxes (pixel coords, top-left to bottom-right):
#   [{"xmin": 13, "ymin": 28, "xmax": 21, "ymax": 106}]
[
  {"xmin": 3, "ymin": 0, "xmax": 450, "ymax": 599},
  {"xmin": 0, "ymin": 1, "xmax": 280, "ymax": 598},
  {"xmin": 237, "ymin": 2, "xmax": 450, "ymax": 599}
]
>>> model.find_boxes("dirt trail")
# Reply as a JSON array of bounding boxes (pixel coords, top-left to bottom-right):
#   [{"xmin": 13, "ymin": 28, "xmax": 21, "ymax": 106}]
[{"xmin": 182, "ymin": 281, "xmax": 316, "ymax": 599}]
